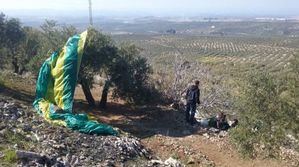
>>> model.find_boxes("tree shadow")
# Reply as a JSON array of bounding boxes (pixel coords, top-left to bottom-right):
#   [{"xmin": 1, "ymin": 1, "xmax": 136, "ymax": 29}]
[
  {"xmin": 73, "ymin": 100, "xmax": 202, "ymax": 139},
  {"xmin": 0, "ymin": 85, "xmax": 35, "ymax": 104},
  {"xmin": 0, "ymin": 84, "xmax": 201, "ymax": 139}
]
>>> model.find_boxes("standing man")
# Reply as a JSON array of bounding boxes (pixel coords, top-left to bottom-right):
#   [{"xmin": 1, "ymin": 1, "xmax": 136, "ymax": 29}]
[{"xmin": 185, "ymin": 80, "xmax": 200, "ymax": 125}]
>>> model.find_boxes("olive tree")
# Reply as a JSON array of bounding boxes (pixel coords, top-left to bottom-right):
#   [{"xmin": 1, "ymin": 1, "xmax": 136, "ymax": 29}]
[
  {"xmin": 2, "ymin": 17, "xmax": 26, "ymax": 74},
  {"xmin": 107, "ymin": 44, "xmax": 157, "ymax": 105},
  {"xmin": 78, "ymin": 28, "xmax": 118, "ymax": 107},
  {"xmin": 0, "ymin": 12, "xmax": 6, "ymax": 68},
  {"xmin": 27, "ymin": 21, "xmax": 78, "ymax": 75},
  {"xmin": 79, "ymin": 29, "xmax": 160, "ymax": 107}
]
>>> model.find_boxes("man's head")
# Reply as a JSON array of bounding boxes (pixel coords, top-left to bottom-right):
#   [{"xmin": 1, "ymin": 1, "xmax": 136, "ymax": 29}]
[
  {"xmin": 231, "ymin": 119, "xmax": 239, "ymax": 127},
  {"xmin": 194, "ymin": 80, "xmax": 200, "ymax": 86}
]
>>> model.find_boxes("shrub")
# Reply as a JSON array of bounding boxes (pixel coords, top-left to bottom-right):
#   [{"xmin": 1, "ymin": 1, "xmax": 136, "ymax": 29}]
[{"xmin": 230, "ymin": 61, "xmax": 299, "ymax": 158}]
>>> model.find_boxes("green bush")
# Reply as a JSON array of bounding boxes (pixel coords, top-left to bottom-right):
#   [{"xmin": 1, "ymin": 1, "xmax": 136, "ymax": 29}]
[
  {"xmin": 108, "ymin": 44, "xmax": 162, "ymax": 105},
  {"xmin": 230, "ymin": 57, "xmax": 299, "ymax": 158}
]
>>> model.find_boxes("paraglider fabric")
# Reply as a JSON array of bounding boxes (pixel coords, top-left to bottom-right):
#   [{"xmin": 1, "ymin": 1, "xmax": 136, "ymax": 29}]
[{"xmin": 33, "ymin": 31, "xmax": 117, "ymax": 136}]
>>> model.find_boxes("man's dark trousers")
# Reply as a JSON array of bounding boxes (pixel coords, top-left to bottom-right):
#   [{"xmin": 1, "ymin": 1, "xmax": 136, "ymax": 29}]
[{"xmin": 185, "ymin": 102, "xmax": 196, "ymax": 124}]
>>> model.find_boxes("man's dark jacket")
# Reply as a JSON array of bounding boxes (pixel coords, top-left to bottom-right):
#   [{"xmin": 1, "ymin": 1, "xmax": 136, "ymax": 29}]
[{"xmin": 186, "ymin": 85, "xmax": 200, "ymax": 104}]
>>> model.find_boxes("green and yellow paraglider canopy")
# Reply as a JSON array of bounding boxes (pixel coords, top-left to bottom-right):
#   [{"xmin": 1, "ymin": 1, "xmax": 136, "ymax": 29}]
[{"xmin": 33, "ymin": 30, "xmax": 117, "ymax": 136}]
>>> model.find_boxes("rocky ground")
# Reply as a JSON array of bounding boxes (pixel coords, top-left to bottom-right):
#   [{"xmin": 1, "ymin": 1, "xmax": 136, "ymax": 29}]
[
  {"xmin": 0, "ymin": 95, "xmax": 221, "ymax": 167},
  {"xmin": 0, "ymin": 97, "xmax": 153, "ymax": 166}
]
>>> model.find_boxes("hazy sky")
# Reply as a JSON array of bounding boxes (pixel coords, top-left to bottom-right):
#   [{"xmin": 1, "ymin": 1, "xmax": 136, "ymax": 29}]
[{"xmin": 0, "ymin": 0, "xmax": 298, "ymax": 16}]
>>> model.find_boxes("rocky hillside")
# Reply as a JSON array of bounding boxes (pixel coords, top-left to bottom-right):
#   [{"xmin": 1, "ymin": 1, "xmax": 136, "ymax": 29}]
[{"xmin": 0, "ymin": 97, "xmax": 159, "ymax": 166}]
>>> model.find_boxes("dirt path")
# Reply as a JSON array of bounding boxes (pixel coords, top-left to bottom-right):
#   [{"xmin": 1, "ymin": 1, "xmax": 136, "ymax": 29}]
[
  {"xmin": 142, "ymin": 134, "xmax": 287, "ymax": 167},
  {"xmin": 185, "ymin": 135, "xmax": 285, "ymax": 167},
  {"xmin": 88, "ymin": 103, "xmax": 288, "ymax": 167},
  {"xmin": 85, "ymin": 100, "xmax": 288, "ymax": 167}
]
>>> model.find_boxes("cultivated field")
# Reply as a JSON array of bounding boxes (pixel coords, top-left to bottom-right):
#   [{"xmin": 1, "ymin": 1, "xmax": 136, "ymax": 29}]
[
  {"xmin": 112, "ymin": 23, "xmax": 299, "ymax": 119},
  {"xmin": 113, "ymin": 34, "xmax": 298, "ymax": 74}
]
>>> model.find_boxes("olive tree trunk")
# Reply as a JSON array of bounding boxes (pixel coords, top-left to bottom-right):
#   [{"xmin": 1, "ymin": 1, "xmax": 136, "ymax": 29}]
[
  {"xmin": 80, "ymin": 79, "xmax": 95, "ymax": 107},
  {"xmin": 99, "ymin": 79, "xmax": 111, "ymax": 109}
]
